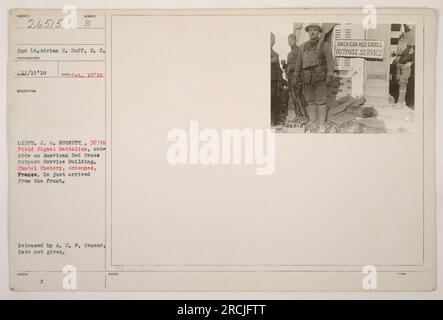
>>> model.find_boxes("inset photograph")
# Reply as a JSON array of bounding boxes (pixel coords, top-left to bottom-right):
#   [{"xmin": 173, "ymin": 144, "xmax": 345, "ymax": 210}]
[{"xmin": 270, "ymin": 23, "xmax": 415, "ymax": 133}]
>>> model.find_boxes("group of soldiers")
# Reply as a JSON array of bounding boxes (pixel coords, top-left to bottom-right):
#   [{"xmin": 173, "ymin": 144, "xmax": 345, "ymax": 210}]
[{"xmin": 271, "ymin": 23, "xmax": 335, "ymax": 133}]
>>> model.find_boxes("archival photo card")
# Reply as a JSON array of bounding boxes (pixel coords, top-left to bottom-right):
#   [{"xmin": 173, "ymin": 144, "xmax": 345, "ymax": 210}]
[{"xmin": 7, "ymin": 8, "xmax": 437, "ymax": 292}]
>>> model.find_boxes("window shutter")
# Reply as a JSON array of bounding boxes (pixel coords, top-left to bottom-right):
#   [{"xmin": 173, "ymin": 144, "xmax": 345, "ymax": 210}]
[
  {"xmin": 334, "ymin": 27, "xmax": 342, "ymax": 69},
  {"xmin": 334, "ymin": 24, "xmax": 352, "ymax": 71}
]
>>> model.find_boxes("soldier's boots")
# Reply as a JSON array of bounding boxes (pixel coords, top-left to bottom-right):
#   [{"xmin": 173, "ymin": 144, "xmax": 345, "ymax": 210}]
[
  {"xmin": 395, "ymin": 84, "xmax": 407, "ymax": 109},
  {"xmin": 306, "ymin": 104, "xmax": 318, "ymax": 133},
  {"xmin": 317, "ymin": 105, "xmax": 328, "ymax": 133}
]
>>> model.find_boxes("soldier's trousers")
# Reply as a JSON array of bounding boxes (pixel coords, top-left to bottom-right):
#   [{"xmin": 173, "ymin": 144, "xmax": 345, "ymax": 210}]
[
  {"xmin": 397, "ymin": 63, "xmax": 412, "ymax": 105},
  {"xmin": 303, "ymin": 80, "xmax": 328, "ymax": 132},
  {"xmin": 303, "ymin": 80, "xmax": 328, "ymax": 106},
  {"xmin": 271, "ymin": 80, "xmax": 282, "ymax": 125}
]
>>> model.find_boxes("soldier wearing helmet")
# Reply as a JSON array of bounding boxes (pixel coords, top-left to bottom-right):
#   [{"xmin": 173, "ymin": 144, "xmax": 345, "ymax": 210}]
[{"xmin": 293, "ymin": 23, "xmax": 335, "ymax": 133}]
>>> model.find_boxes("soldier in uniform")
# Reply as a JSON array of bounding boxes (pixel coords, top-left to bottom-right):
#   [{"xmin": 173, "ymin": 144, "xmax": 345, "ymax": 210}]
[
  {"xmin": 270, "ymin": 32, "xmax": 284, "ymax": 126},
  {"xmin": 395, "ymin": 25, "xmax": 415, "ymax": 109},
  {"xmin": 286, "ymin": 33, "xmax": 307, "ymax": 119},
  {"xmin": 293, "ymin": 23, "xmax": 335, "ymax": 132}
]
